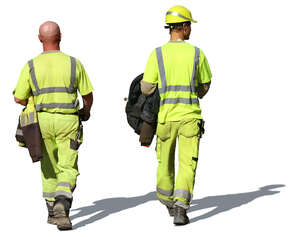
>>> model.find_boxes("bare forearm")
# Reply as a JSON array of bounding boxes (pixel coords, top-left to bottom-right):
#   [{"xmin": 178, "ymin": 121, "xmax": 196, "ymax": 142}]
[
  {"xmin": 198, "ymin": 82, "xmax": 211, "ymax": 99},
  {"xmin": 82, "ymin": 92, "xmax": 93, "ymax": 112},
  {"xmin": 14, "ymin": 97, "xmax": 28, "ymax": 106}
]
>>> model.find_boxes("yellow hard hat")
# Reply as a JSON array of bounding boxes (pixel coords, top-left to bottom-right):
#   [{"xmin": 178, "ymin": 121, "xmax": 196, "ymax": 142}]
[{"xmin": 165, "ymin": 5, "xmax": 197, "ymax": 24}]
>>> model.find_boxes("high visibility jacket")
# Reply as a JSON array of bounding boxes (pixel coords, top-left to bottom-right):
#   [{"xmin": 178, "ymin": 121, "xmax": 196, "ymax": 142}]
[
  {"xmin": 142, "ymin": 41, "xmax": 212, "ymax": 123},
  {"xmin": 15, "ymin": 97, "xmax": 43, "ymax": 162},
  {"xmin": 14, "ymin": 51, "xmax": 93, "ymax": 114}
]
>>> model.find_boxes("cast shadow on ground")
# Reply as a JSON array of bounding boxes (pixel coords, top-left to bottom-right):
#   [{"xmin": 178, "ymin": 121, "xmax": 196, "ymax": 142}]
[
  {"xmin": 188, "ymin": 184, "xmax": 285, "ymax": 223},
  {"xmin": 70, "ymin": 192, "xmax": 157, "ymax": 229},
  {"xmin": 70, "ymin": 184, "xmax": 285, "ymax": 229}
]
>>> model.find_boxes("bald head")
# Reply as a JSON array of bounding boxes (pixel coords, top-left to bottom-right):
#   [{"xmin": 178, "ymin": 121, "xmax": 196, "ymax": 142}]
[{"xmin": 38, "ymin": 21, "xmax": 61, "ymax": 44}]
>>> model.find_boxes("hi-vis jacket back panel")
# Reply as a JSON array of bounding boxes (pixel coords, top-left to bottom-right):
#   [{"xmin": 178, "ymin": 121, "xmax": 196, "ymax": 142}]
[
  {"xmin": 15, "ymin": 97, "xmax": 42, "ymax": 162},
  {"xmin": 14, "ymin": 51, "xmax": 94, "ymax": 114},
  {"xmin": 142, "ymin": 41, "xmax": 212, "ymax": 123}
]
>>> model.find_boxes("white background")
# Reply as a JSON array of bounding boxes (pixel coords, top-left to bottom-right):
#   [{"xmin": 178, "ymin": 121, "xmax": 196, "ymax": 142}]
[{"xmin": 0, "ymin": 0, "xmax": 299, "ymax": 236}]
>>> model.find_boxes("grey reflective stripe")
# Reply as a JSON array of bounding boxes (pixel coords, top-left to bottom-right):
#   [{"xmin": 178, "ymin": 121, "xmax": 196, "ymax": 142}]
[
  {"xmin": 191, "ymin": 47, "xmax": 200, "ymax": 93},
  {"xmin": 69, "ymin": 56, "xmax": 76, "ymax": 93},
  {"xmin": 174, "ymin": 189, "xmax": 192, "ymax": 201},
  {"xmin": 174, "ymin": 200, "xmax": 189, "ymax": 209},
  {"xmin": 157, "ymin": 187, "xmax": 173, "ymax": 197},
  {"xmin": 21, "ymin": 115, "xmax": 26, "ymax": 127},
  {"xmin": 57, "ymin": 182, "xmax": 73, "ymax": 189},
  {"xmin": 156, "ymin": 46, "xmax": 200, "ymax": 105},
  {"xmin": 43, "ymin": 192, "xmax": 56, "ymax": 198},
  {"xmin": 166, "ymin": 11, "xmax": 192, "ymax": 21},
  {"xmin": 35, "ymin": 100, "xmax": 79, "ymax": 111},
  {"xmin": 158, "ymin": 85, "xmax": 200, "ymax": 94},
  {"xmin": 32, "ymin": 87, "xmax": 70, "ymax": 96},
  {"xmin": 158, "ymin": 198, "xmax": 174, "ymax": 208},
  {"xmin": 156, "ymin": 47, "xmax": 167, "ymax": 92},
  {"xmin": 160, "ymin": 97, "xmax": 199, "ymax": 106},
  {"xmin": 28, "ymin": 56, "xmax": 76, "ymax": 96},
  {"xmin": 16, "ymin": 129, "xmax": 23, "ymax": 136},
  {"xmin": 29, "ymin": 112, "xmax": 35, "ymax": 124},
  {"xmin": 55, "ymin": 190, "xmax": 73, "ymax": 199},
  {"xmin": 28, "ymin": 59, "xmax": 39, "ymax": 93}
]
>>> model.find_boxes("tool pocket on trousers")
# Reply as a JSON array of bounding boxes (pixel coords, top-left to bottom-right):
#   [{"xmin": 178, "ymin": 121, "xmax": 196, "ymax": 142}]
[
  {"xmin": 179, "ymin": 119, "xmax": 201, "ymax": 138},
  {"xmin": 70, "ymin": 121, "xmax": 83, "ymax": 150},
  {"xmin": 191, "ymin": 157, "xmax": 199, "ymax": 171},
  {"xmin": 156, "ymin": 123, "xmax": 171, "ymax": 141}
]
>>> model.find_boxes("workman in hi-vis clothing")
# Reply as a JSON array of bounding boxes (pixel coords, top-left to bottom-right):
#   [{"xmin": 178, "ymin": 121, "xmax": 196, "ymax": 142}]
[
  {"xmin": 141, "ymin": 6, "xmax": 212, "ymax": 225},
  {"xmin": 13, "ymin": 21, "xmax": 93, "ymax": 230}
]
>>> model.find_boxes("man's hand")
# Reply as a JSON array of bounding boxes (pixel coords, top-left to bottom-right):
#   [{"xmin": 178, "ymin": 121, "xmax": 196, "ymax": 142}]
[
  {"xmin": 79, "ymin": 92, "xmax": 93, "ymax": 121},
  {"xmin": 78, "ymin": 108, "xmax": 90, "ymax": 121}
]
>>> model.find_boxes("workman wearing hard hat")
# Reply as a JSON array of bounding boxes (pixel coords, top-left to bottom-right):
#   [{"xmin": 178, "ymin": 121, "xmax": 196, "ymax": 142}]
[
  {"xmin": 13, "ymin": 21, "xmax": 93, "ymax": 231},
  {"xmin": 141, "ymin": 6, "xmax": 212, "ymax": 225}
]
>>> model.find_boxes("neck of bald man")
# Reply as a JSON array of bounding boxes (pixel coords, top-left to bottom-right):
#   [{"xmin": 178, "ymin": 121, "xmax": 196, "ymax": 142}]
[{"xmin": 42, "ymin": 40, "xmax": 60, "ymax": 52}]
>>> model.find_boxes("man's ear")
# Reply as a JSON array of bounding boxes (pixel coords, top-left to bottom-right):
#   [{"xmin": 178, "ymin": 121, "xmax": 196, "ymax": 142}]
[{"xmin": 38, "ymin": 34, "xmax": 43, "ymax": 43}]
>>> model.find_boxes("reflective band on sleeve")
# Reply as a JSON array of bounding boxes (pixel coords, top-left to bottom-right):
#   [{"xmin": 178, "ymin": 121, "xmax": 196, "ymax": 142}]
[
  {"xmin": 29, "ymin": 112, "xmax": 35, "ymax": 124},
  {"xmin": 157, "ymin": 186, "xmax": 173, "ymax": 197},
  {"xmin": 28, "ymin": 56, "xmax": 77, "ymax": 96},
  {"xmin": 16, "ymin": 129, "xmax": 23, "ymax": 136},
  {"xmin": 35, "ymin": 100, "xmax": 79, "ymax": 111},
  {"xmin": 55, "ymin": 190, "xmax": 73, "ymax": 199},
  {"xmin": 28, "ymin": 59, "xmax": 40, "ymax": 94},
  {"xmin": 57, "ymin": 182, "xmax": 73, "ymax": 189},
  {"xmin": 191, "ymin": 47, "xmax": 200, "ymax": 93},
  {"xmin": 156, "ymin": 47, "xmax": 167, "ymax": 92},
  {"xmin": 174, "ymin": 189, "xmax": 192, "ymax": 201},
  {"xmin": 166, "ymin": 11, "xmax": 192, "ymax": 21},
  {"xmin": 160, "ymin": 97, "xmax": 199, "ymax": 106}
]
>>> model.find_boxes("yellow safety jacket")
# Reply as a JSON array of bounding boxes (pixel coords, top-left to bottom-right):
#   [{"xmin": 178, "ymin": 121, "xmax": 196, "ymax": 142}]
[{"xmin": 142, "ymin": 41, "xmax": 212, "ymax": 123}]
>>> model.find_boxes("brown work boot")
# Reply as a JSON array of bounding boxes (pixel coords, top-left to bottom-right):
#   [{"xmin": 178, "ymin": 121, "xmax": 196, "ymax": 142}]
[
  {"xmin": 173, "ymin": 206, "xmax": 189, "ymax": 225},
  {"xmin": 46, "ymin": 201, "xmax": 57, "ymax": 225},
  {"xmin": 53, "ymin": 196, "xmax": 72, "ymax": 230}
]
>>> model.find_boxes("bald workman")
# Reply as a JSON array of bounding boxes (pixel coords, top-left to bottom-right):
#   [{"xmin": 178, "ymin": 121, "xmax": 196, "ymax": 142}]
[{"xmin": 13, "ymin": 21, "xmax": 94, "ymax": 230}]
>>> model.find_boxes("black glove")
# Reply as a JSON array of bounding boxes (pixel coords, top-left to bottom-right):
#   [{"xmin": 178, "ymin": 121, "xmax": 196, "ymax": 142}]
[{"xmin": 78, "ymin": 108, "xmax": 90, "ymax": 121}]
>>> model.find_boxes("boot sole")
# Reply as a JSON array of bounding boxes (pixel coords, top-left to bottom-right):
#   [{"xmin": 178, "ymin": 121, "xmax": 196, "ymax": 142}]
[{"xmin": 174, "ymin": 216, "xmax": 190, "ymax": 225}]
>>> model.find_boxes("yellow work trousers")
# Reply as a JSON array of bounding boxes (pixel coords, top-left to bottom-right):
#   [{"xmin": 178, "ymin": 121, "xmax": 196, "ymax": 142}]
[
  {"xmin": 156, "ymin": 118, "xmax": 201, "ymax": 209},
  {"xmin": 38, "ymin": 112, "xmax": 81, "ymax": 202}
]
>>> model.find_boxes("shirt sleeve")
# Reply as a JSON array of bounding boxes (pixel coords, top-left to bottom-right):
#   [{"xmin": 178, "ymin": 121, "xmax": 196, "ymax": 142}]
[
  {"xmin": 13, "ymin": 63, "xmax": 32, "ymax": 100},
  {"xmin": 197, "ymin": 50, "xmax": 212, "ymax": 84},
  {"xmin": 76, "ymin": 59, "xmax": 94, "ymax": 96},
  {"xmin": 142, "ymin": 49, "xmax": 158, "ymax": 84}
]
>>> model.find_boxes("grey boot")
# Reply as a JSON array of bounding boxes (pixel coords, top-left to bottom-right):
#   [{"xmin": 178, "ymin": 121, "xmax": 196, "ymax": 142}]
[
  {"xmin": 166, "ymin": 206, "xmax": 175, "ymax": 217},
  {"xmin": 173, "ymin": 206, "xmax": 189, "ymax": 225},
  {"xmin": 46, "ymin": 201, "xmax": 57, "ymax": 225},
  {"xmin": 53, "ymin": 196, "xmax": 73, "ymax": 230}
]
